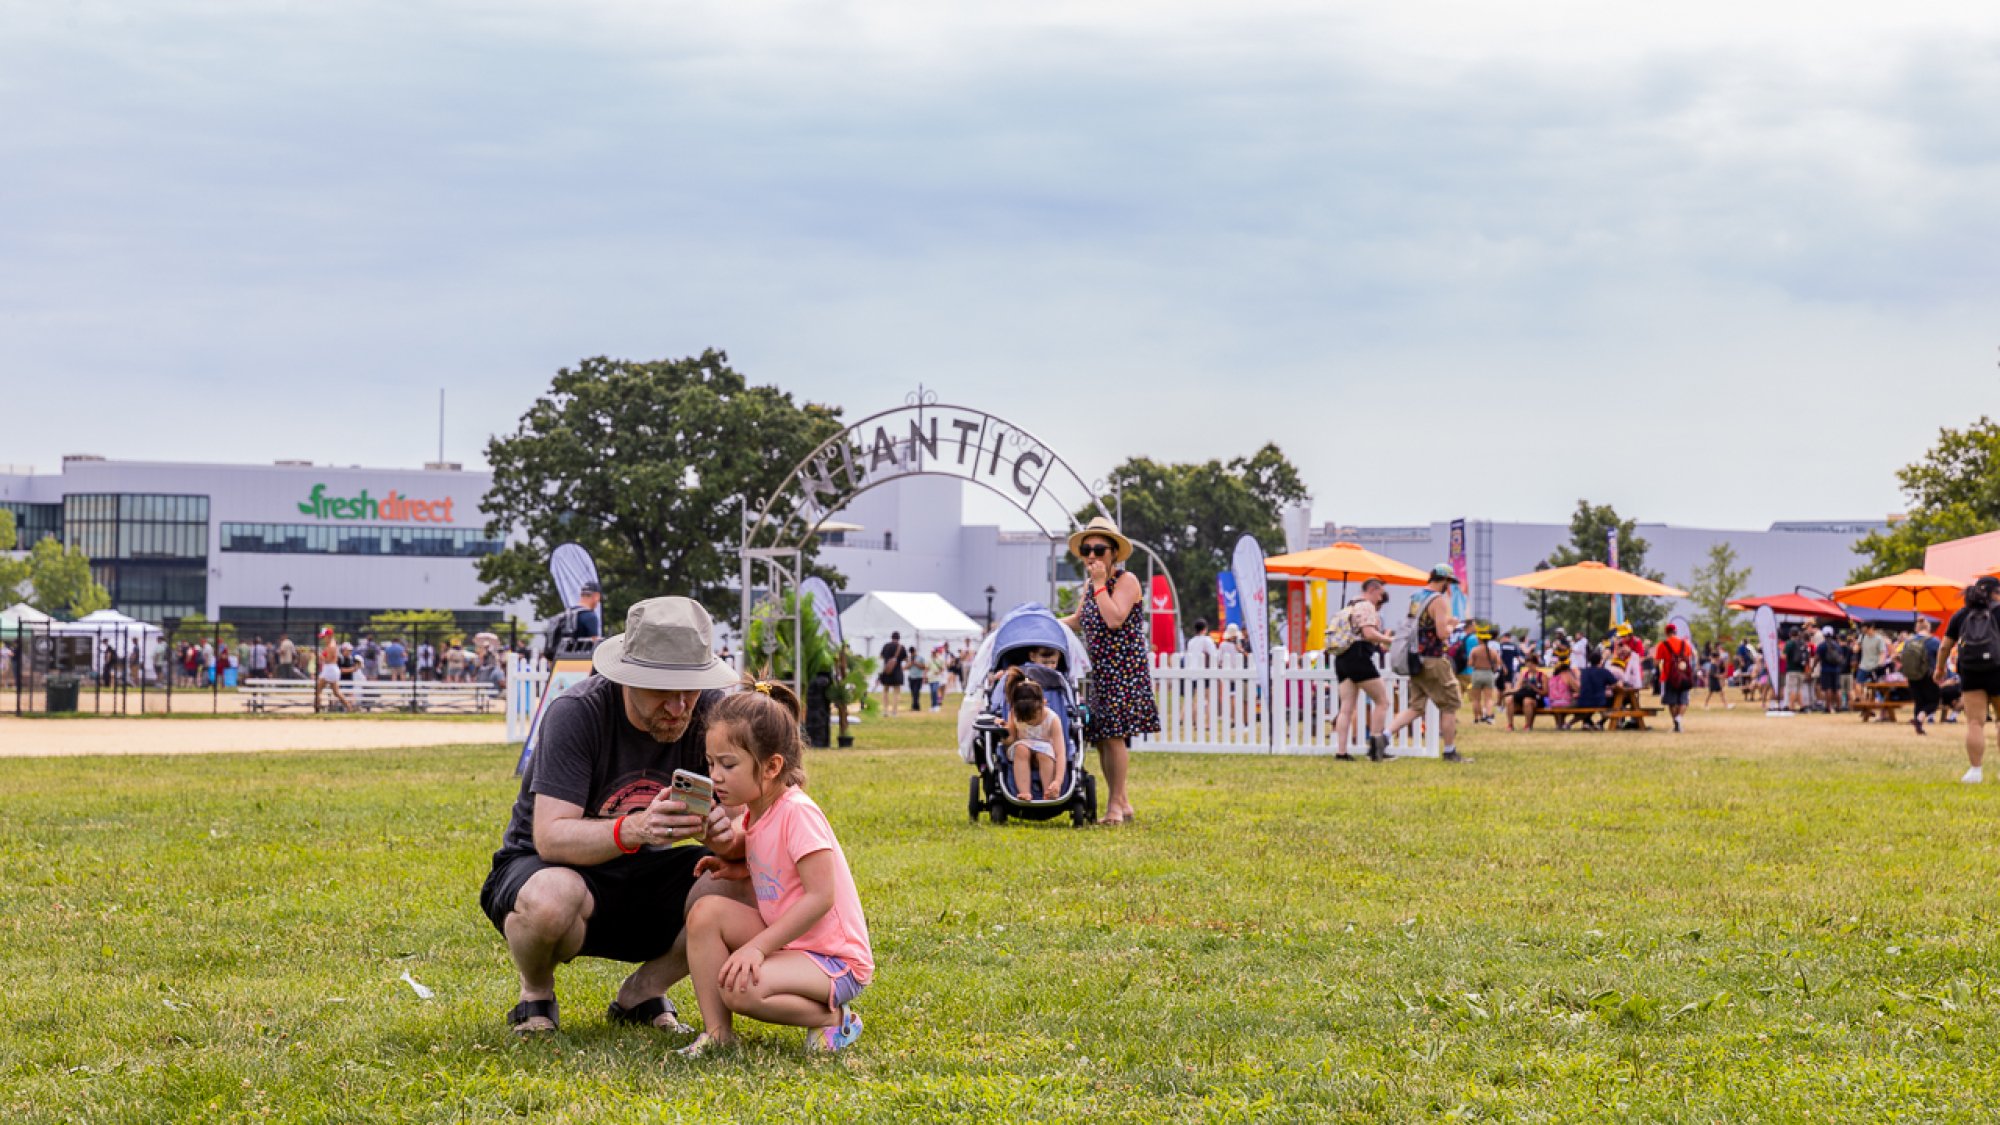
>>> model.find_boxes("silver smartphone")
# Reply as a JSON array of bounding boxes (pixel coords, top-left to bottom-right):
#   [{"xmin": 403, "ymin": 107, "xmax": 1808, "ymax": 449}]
[{"xmin": 669, "ymin": 769, "xmax": 714, "ymax": 818}]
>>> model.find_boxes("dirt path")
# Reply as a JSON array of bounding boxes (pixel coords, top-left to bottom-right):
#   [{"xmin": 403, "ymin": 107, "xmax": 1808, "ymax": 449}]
[{"xmin": 0, "ymin": 716, "xmax": 507, "ymax": 758}]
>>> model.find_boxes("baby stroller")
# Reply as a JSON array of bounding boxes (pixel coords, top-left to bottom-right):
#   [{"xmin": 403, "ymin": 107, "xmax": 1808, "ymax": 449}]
[{"xmin": 965, "ymin": 604, "xmax": 1097, "ymax": 827}]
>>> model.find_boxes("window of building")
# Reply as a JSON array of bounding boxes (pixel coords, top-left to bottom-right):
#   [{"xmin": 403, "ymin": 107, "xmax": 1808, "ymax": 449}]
[{"xmin": 218, "ymin": 522, "xmax": 502, "ymax": 558}]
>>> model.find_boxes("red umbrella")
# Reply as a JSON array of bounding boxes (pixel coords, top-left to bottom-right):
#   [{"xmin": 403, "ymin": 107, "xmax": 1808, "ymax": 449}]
[{"xmin": 1727, "ymin": 593, "xmax": 1851, "ymax": 620}]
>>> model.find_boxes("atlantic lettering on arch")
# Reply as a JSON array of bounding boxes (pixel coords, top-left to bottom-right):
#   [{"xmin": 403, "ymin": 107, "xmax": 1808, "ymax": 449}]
[{"xmin": 764, "ymin": 402, "xmax": 1091, "ymax": 542}]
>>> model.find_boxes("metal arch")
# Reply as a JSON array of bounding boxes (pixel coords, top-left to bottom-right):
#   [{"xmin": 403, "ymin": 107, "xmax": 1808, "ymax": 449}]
[{"xmin": 744, "ymin": 400, "xmax": 1112, "ymax": 551}]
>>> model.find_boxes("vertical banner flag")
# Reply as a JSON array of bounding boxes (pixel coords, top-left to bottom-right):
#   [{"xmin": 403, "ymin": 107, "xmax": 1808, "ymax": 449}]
[
  {"xmin": 1148, "ymin": 574, "xmax": 1179, "ymax": 655},
  {"xmin": 1448, "ymin": 519, "xmax": 1470, "ymax": 621},
  {"xmin": 1231, "ymin": 534, "xmax": 1270, "ymax": 672},
  {"xmin": 520, "ymin": 544, "xmax": 601, "ymax": 774},
  {"xmin": 799, "ymin": 576, "xmax": 842, "ymax": 650},
  {"xmin": 1286, "ymin": 581, "xmax": 1308, "ymax": 655},
  {"xmin": 1607, "ymin": 528, "xmax": 1625, "ymax": 629},
  {"xmin": 1217, "ymin": 571, "xmax": 1243, "ymax": 632},
  {"xmin": 1308, "ymin": 580, "xmax": 1328, "ymax": 651},
  {"xmin": 1670, "ymin": 614, "xmax": 1695, "ymax": 647},
  {"xmin": 550, "ymin": 542, "xmax": 598, "ymax": 610},
  {"xmin": 1754, "ymin": 606, "xmax": 1783, "ymax": 711}
]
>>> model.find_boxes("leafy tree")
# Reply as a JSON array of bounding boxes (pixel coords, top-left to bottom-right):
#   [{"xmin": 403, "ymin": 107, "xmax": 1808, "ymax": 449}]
[
  {"xmin": 1685, "ymin": 541, "xmax": 1752, "ymax": 648},
  {"xmin": 1531, "ymin": 501, "xmax": 1669, "ymax": 639},
  {"xmin": 24, "ymin": 537, "xmax": 110, "ymax": 619},
  {"xmin": 1851, "ymin": 417, "xmax": 2000, "ymax": 581},
  {"xmin": 477, "ymin": 351, "xmax": 845, "ymax": 628},
  {"xmin": 0, "ymin": 510, "xmax": 29, "ymax": 603},
  {"xmin": 365, "ymin": 609, "xmax": 459, "ymax": 646},
  {"xmin": 1084, "ymin": 442, "xmax": 1309, "ymax": 619},
  {"xmin": 169, "ymin": 613, "xmax": 238, "ymax": 648}
]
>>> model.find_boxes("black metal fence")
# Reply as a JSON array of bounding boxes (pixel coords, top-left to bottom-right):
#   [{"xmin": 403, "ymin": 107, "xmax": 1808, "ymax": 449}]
[{"xmin": 3, "ymin": 618, "xmax": 527, "ymax": 716}]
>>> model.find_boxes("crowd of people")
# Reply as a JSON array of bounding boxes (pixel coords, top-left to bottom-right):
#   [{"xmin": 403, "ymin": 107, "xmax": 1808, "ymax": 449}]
[{"xmin": 873, "ymin": 633, "xmax": 980, "ymax": 716}]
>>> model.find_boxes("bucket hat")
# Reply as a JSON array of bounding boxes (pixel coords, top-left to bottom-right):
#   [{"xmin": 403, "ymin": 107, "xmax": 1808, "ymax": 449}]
[
  {"xmin": 592, "ymin": 596, "xmax": 741, "ymax": 691},
  {"xmin": 1068, "ymin": 515, "xmax": 1133, "ymax": 564}
]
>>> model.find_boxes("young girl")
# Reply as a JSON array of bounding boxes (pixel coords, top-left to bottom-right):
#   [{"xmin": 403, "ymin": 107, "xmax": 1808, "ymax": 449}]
[
  {"xmin": 1004, "ymin": 668, "xmax": 1067, "ymax": 799},
  {"xmin": 1546, "ymin": 659, "xmax": 1579, "ymax": 729},
  {"xmin": 682, "ymin": 679, "xmax": 873, "ymax": 1056}
]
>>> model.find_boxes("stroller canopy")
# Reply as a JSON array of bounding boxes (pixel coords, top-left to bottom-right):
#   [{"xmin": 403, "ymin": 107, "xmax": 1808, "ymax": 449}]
[{"xmin": 962, "ymin": 604, "xmax": 1089, "ymax": 705}]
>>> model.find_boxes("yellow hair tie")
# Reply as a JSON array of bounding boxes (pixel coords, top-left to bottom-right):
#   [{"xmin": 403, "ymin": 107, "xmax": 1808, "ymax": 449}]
[{"xmin": 753, "ymin": 681, "xmax": 772, "ymax": 695}]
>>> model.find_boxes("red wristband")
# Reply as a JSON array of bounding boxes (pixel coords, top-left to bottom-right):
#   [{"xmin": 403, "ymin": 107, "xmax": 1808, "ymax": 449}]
[{"xmin": 612, "ymin": 814, "xmax": 641, "ymax": 854}]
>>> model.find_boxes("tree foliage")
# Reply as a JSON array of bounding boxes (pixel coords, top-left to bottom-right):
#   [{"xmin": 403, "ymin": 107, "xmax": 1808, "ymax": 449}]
[
  {"xmin": 169, "ymin": 613, "xmax": 238, "ymax": 648},
  {"xmin": 1685, "ymin": 541, "xmax": 1752, "ymax": 648},
  {"xmin": 1851, "ymin": 417, "xmax": 2000, "ymax": 582},
  {"xmin": 1083, "ymin": 442, "xmax": 1309, "ymax": 618},
  {"xmin": 365, "ymin": 609, "xmax": 459, "ymax": 641},
  {"xmin": 0, "ymin": 510, "xmax": 28, "ymax": 604},
  {"xmin": 477, "ymin": 351, "xmax": 845, "ymax": 628},
  {"xmin": 1531, "ymin": 501, "xmax": 1669, "ymax": 639},
  {"xmin": 23, "ymin": 537, "xmax": 111, "ymax": 619}
]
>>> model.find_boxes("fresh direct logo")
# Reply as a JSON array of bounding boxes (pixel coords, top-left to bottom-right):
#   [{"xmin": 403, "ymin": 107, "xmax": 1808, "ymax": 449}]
[{"xmin": 298, "ymin": 484, "xmax": 457, "ymax": 523}]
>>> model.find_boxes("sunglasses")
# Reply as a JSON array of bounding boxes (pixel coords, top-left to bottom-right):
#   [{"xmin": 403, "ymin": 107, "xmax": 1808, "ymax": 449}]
[{"xmin": 1078, "ymin": 544, "xmax": 1114, "ymax": 558}]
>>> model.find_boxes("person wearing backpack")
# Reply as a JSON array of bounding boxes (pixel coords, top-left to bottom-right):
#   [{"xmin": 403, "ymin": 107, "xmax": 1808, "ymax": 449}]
[
  {"xmin": 1384, "ymin": 566, "xmax": 1468, "ymax": 763},
  {"xmin": 1653, "ymin": 623, "xmax": 1697, "ymax": 733},
  {"xmin": 1329, "ymin": 579, "xmax": 1397, "ymax": 762},
  {"xmin": 1936, "ymin": 575, "xmax": 2000, "ymax": 783},
  {"xmin": 1899, "ymin": 617, "xmax": 1940, "ymax": 736},
  {"xmin": 1814, "ymin": 627, "xmax": 1848, "ymax": 713}
]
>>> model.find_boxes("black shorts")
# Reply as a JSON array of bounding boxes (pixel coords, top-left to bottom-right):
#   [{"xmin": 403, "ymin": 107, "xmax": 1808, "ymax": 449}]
[
  {"xmin": 1334, "ymin": 645, "xmax": 1380, "ymax": 685},
  {"xmin": 1960, "ymin": 667, "xmax": 2000, "ymax": 698},
  {"xmin": 480, "ymin": 845, "xmax": 710, "ymax": 964},
  {"xmin": 878, "ymin": 671, "xmax": 903, "ymax": 688}
]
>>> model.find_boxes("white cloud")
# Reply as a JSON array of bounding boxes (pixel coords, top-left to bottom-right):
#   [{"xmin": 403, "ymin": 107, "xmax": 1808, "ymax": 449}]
[{"xmin": 0, "ymin": 2, "xmax": 1995, "ymax": 530}]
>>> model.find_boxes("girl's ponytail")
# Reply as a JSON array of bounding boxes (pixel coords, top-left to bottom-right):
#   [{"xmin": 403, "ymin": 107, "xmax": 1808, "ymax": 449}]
[{"xmin": 709, "ymin": 676, "xmax": 808, "ymax": 788}]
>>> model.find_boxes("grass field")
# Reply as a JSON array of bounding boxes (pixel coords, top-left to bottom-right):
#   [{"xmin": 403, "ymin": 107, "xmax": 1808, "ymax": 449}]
[{"xmin": 4, "ymin": 707, "xmax": 1998, "ymax": 1122}]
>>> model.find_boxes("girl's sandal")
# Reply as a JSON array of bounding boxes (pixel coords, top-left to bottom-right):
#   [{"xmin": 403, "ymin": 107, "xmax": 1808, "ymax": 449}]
[{"xmin": 805, "ymin": 1008, "xmax": 864, "ymax": 1053}]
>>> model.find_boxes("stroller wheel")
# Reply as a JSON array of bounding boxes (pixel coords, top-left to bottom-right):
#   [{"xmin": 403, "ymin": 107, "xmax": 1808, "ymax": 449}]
[
  {"xmin": 989, "ymin": 800, "xmax": 1009, "ymax": 825},
  {"xmin": 967, "ymin": 776, "xmax": 982, "ymax": 822},
  {"xmin": 1070, "ymin": 804, "xmax": 1089, "ymax": 828},
  {"xmin": 1081, "ymin": 773, "xmax": 1098, "ymax": 823}
]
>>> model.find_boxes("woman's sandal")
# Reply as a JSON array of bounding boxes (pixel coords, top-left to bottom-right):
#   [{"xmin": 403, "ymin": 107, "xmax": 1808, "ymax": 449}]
[
  {"xmin": 508, "ymin": 998, "xmax": 559, "ymax": 1035},
  {"xmin": 607, "ymin": 996, "xmax": 693, "ymax": 1034}
]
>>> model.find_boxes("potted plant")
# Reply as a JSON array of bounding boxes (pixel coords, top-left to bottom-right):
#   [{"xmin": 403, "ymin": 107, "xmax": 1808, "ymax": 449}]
[{"xmin": 824, "ymin": 646, "xmax": 878, "ymax": 748}]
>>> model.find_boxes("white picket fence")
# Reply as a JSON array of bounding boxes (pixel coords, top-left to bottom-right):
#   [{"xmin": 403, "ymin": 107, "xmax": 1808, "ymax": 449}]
[
  {"xmin": 505, "ymin": 652, "xmax": 1440, "ymax": 758},
  {"xmin": 505, "ymin": 657, "xmax": 547, "ymax": 742},
  {"xmin": 1135, "ymin": 651, "xmax": 1440, "ymax": 758}
]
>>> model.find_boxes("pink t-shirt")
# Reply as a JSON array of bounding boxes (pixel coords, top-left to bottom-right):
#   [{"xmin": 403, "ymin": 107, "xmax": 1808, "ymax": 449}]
[{"xmin": 741, "ymin": 788, "xmax": 874, "ymax": 983}]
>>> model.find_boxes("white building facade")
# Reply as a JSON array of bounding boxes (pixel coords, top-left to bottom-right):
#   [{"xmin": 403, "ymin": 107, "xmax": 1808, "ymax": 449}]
[{"xmin": 1, "ymin": 456, "xmax": 529, "ymax": 629}]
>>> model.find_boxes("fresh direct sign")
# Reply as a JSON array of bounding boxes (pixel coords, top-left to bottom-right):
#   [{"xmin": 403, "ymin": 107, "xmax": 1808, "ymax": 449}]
[{"xmin": 298, "ymin": 484, "xmax": 457, "ymax": 523}]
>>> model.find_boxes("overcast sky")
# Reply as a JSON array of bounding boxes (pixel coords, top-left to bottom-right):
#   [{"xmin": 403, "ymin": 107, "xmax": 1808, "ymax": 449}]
[{"xmin": 3, "ymin": 2, "xmax": 1996, "ymax": 531}]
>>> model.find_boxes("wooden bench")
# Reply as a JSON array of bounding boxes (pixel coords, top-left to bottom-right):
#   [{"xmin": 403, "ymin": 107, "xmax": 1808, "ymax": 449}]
[
  {"xmin": 1852, "ymin": 699, "xmax": 1902, "ymax": 723},
  {"xmin": 1534, "ymin": 705, "xmax": 1665, "ymax": 730},
  {"xmin": 242, "ymin": 678, "xmax": 499, "ymax": 714}
]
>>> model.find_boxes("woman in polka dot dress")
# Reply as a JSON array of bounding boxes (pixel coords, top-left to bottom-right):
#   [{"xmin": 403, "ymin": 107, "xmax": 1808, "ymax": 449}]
[{"xmin": 1061, "ymin": 516, "xmax": 1160, "ymax": 826}]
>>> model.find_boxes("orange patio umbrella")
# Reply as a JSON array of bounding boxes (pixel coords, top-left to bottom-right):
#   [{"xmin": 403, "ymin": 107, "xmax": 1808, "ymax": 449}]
[
  {"xmin": 1496, "ymin": 560, "xmax": 1687, "ymax": 598},
  {"xmin": 1264, "ymin": 542, "xmax": 1431, "ymax": 585},
  {"xmin": 1498, "ymin": 561, "xmax": 1686, "ymax": 640},
  {"xmin": 1831, "ymin": 569, "xmax": 1964, "ymax": 617}
]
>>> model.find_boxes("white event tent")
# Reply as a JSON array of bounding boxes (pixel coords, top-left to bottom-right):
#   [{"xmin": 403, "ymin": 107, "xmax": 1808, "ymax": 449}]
[
  {"xmin": 58, "ymin": 609, "xmax": 166, "ymax": 679},
  {"xmin": 839, "ymin": 592, "xmax": 985, "ymax": 657}
]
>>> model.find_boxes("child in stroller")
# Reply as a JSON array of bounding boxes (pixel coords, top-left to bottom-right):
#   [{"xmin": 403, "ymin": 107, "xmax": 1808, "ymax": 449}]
[
  {"xmin": 963, "ymin": 603, "xmax": 1097, "ymax": 826},
  {"xmin": 1003, "ymin": 668, "xmax": 1067, "ymax": 800}
]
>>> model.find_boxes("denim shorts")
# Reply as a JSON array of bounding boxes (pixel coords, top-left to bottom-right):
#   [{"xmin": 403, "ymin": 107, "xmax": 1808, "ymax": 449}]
[{"xmin": 806, "ymin": 952, "xmax": 867, "ymax": 1009}]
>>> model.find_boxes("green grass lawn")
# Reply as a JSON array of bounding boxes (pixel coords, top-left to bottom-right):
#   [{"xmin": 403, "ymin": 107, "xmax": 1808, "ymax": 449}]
[{"xmin": 3, "ymin": 709, "xmax": 1998, "ymax": 1122}]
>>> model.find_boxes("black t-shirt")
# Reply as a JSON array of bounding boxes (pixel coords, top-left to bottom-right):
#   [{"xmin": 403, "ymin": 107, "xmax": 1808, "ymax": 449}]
[
  {"xmin": 1818, "ymin": 640, "xmax": 1845, "ymax": 669},
  {"xmin": 498, "ymin": 674, "xmax": 718, "ymax": 857},
  {"xmin": 879, "ymin": 643, "xmax": 905, "ymax": 675},
  {"xmin": 1947, "ymin": 607, "xmax": 1973, "ymax": 641}
]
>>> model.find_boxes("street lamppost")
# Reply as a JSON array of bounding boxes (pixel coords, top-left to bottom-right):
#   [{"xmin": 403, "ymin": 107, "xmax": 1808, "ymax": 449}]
[
  {"xmin": 281, "ymin": 584, "xmax": 293, "ymax": 638},
  {"xmin": 984, "ymin": 585, "xmax": 997, "ymax": 631}
]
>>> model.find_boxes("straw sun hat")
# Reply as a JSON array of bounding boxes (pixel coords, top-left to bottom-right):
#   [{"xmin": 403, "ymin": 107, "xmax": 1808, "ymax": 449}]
[{"xmin": 1067, "ymin": 516, "xmax": 1133, "ymax": 564}]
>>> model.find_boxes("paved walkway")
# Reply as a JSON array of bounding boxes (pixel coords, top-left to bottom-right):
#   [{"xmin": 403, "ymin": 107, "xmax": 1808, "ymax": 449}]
[{"xmin": 0, "ymin": 716, "xmax": 508, "ymax": 759}]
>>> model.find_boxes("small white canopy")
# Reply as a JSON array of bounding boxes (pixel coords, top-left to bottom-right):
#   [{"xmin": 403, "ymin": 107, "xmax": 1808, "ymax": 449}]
[
  {"xmin": 49, "ymin": 611, "xmax": 165, "ymax": 677},
  {"xmin": 839, "ymin": 591, "xmax": 984, "ymax": 657},
  {"xmin": 1, "ymin": 602, "xmax": 52, "ymax": 626}
]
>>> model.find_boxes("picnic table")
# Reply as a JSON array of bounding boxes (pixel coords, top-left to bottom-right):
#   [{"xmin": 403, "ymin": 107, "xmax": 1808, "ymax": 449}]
[
  {"xmin": 1853, "ymin": 680, "xmax": 1907, "ymax": 723},
  {"xmin": 1533, "ymin": 705, "xmax": 1665, "ymax": 731}
]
